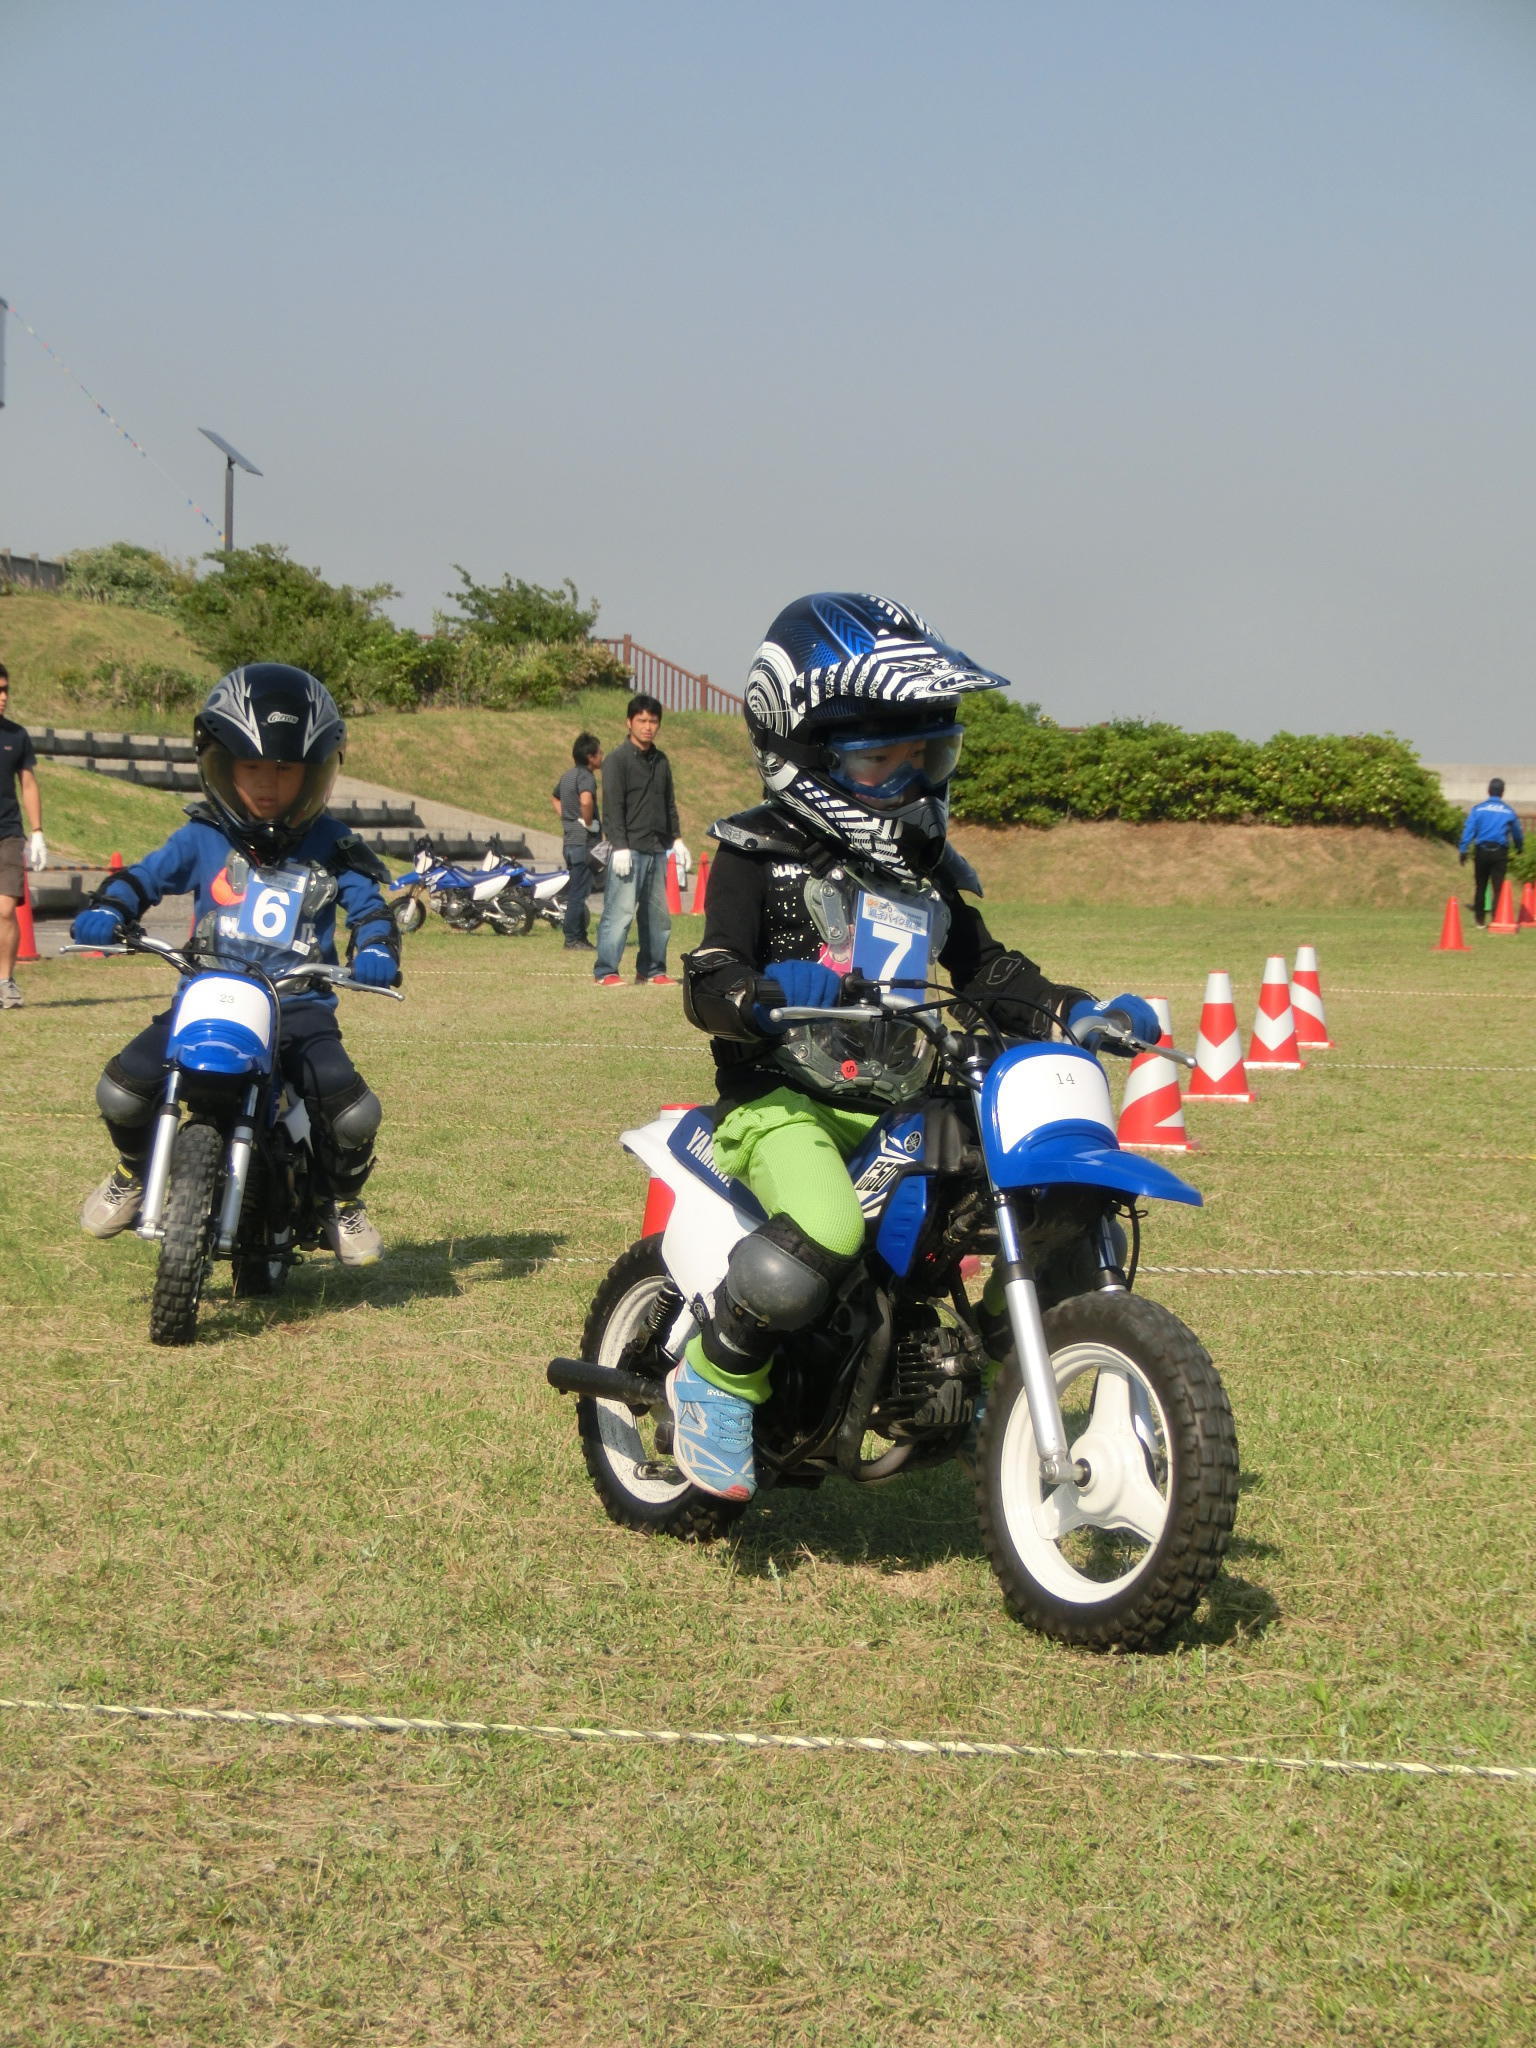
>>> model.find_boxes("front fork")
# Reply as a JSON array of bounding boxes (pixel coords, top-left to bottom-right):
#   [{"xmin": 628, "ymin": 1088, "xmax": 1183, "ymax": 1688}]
[
  {"xmin": 990, "ymin": 1191, "xmax": 1129, "ymax": 1488},
  {"xmin": 136, "ymin": 1072, "xmax": 182, "ymax": 1240}
]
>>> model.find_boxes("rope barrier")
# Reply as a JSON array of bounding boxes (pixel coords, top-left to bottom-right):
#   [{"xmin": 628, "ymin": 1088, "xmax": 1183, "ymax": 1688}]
[
  {"xmin": 1143, "ymin": 1264, "xmax": 1534, "ymax": 1281},
  {"xmin": 3, "ymin": 1695, "xmax": 1531, "ymax": 1785}
]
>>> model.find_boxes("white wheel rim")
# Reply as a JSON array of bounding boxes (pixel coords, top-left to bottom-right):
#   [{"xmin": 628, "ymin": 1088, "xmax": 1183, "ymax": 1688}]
[
  {"xmin": 996, "ymin": 1340, "xmax": 1173, "ymax": 1604},
  {"xmin": 593, "ymin": 1277, "xmax": 687, "ymax": 1506}
]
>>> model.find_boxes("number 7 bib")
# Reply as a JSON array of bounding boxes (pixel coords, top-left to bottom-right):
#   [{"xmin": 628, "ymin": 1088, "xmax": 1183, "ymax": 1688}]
[{"xmin": 852, "ymin": 890, "xmax": 933, "ymax": 1006}]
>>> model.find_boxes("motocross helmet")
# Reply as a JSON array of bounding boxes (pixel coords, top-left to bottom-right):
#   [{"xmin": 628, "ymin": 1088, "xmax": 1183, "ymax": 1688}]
[
  {"xmin": 194, "ymin": 663, "xmax": 346, "ymax": 864},
  {"xmin": 743, "ymin": 593, "xmax": 1007, "ymax": 882}
]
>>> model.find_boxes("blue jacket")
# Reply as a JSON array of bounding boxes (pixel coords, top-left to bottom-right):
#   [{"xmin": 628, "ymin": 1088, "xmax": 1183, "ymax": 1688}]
[
  {"xmin": 94, "ymin": 809, "xmax": 396, "ymax": 1007},
  {"xmin": 1459, "ymin": 799, "xmax": 1524, "ymax": 855}
]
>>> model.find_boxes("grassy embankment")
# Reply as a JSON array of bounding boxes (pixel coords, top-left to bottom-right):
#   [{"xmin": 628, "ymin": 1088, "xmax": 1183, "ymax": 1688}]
[
  {"xmin": 7, "ymin": 591, "xmax": 1463, "ymax": 902},
  {"xmin": 1, "ymin": 896, "xmax": 1533, "ymax": 2043}
]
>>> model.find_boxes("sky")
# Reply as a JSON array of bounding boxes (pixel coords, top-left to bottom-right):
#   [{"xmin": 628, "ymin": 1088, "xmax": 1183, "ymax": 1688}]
[{"xmin": 4, "ymin": 0, "xmax": 1535, "ymax": 760}]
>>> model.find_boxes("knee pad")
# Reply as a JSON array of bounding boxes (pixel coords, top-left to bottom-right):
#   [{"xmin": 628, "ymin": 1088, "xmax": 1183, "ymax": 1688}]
[
  {"xmin": 701, "ymin": 1214, "xmax": 857, "ymax": 1377},
  {"xmin": 321, "ymin": 1083, "xmax": 382, "ymax": 1154},
  {"xmin": 96, "ymin": 1059, "xmax": 157, "ymax": 1128}
]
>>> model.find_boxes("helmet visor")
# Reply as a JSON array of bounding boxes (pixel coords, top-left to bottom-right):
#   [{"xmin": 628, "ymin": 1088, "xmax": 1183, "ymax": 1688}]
[
  {"xmin": 200, "ymin": 743, "xmax": 339, "ymax": 843},
  {"xmin": 823, "ymin": 723, "xmax": 964, "ymax": 808}
]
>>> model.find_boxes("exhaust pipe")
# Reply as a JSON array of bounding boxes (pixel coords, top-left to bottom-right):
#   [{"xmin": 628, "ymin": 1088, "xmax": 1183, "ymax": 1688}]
[{"xmin": 546, "ymin": 1356, "xmax": 662, "ymax": 1409}]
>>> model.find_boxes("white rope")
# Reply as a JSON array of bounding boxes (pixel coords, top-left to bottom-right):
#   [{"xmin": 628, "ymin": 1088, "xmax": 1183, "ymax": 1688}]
[
  {"xmin": 2, "ymin": 1696, "xmax": 1531, "ymax": 1785},
  {"xmin": 1143, "ymin": 1264, "xmax": 1535, "ymax": 1281}
]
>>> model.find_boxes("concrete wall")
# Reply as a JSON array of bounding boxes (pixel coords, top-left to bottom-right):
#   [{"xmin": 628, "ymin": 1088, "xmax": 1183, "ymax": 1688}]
[{"xmin": 1423, "ymin": 765, "xmax": 1536, "ymax": 812}]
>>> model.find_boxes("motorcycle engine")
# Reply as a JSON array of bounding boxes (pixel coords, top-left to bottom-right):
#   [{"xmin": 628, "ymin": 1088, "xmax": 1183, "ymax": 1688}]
[{"xmin": 869, "ymin": 1301, "xmax": 983, "ymax": 1441}]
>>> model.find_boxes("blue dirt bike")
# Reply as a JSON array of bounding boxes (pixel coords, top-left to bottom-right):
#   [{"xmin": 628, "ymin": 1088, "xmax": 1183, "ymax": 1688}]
[
  {"xmin": 67, "ymin": 928, "xmax": 402, "ymax": 1346},
  {"xmin": 391, "ymin": 841, "xmax": 572, "ymax": 937},
  {"xmin": 549, "ymin": 979, "xmax": 1239, "ymax": 1651}
]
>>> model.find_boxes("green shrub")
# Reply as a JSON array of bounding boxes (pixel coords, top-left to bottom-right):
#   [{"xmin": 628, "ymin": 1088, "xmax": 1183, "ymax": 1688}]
[
  {"xmin": 342, "ymin": 633, "xmax": 629, "ymax": 715},
  {"xmin": 179, "ymin": 544, "xmax": 403, "ymax": 684},
  {"xmin": 949, "ymin": 698, "xmax": 1461, "ymax": 837},
  {"xmin": 62, "ymin": 542, "xmax": 196, "ymax": 616},
  {"xmin": 442, "ymin": 569, "xmax": 599, "ymax": 646},
  {"xmin": 52, "ymin": 659, "xmax": 208, "ymax": 717}
]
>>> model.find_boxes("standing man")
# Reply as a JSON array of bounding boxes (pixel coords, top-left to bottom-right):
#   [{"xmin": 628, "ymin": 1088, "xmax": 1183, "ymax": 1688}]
[
  {"xmin": 551, "ymin": 730, "xmax": 603, "ymax": 951},
  {"xmin": 593, "ymin": 693, "xmax": 690, "ymax": 987},
  {"xmin": 0, "ymin": 663, "xmax": 48, "ymax": 1010},
  {"xmin": 1459, "ymin": 776, "xmax": 1524, "ymax": 928}
]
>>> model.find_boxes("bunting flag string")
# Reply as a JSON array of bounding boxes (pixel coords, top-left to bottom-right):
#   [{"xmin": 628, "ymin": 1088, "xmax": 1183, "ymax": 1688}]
[{"xmin": 2, "ymin": 300, "xmax": 225, "ymax": 540}]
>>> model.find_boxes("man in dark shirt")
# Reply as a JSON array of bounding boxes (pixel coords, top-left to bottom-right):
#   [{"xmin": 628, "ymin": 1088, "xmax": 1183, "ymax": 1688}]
[
  {"xmin": 550, "ymin": 731, "xmax": 603, "ymax": 949},
  {"xmin": 592, "ymin": 694, "xmax": 690, "ymax": 986},
  {"xmin": 0, "ymin": 663, "xmax": 48, "ymax": 1009}
]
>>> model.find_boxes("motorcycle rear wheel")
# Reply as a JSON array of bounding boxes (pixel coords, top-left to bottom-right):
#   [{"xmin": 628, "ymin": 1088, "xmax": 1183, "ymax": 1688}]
[
  {"xmin": 977, "ymin": 1291, "xmax": 1237, "ymax": 1651},
  {"xmin": 576, "ymin": 1237, "xmax": 747, "ymax": 1542},
  {"xmin": 230, "ymin": 1155, "xmax": 289, "ymax": 1298},
  {"xmin": 149, "ymin": 1119, "xmax": 223, "ymax": 1346}
]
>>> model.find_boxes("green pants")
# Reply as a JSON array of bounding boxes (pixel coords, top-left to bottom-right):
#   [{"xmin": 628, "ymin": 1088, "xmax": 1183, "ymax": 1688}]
[{"xmin": 686, "ymin": 1088, "xmax": 877, "ymax": 1401}]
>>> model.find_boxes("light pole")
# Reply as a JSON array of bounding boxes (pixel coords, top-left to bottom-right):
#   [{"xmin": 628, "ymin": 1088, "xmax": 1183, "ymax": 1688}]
[{"xmin": 198, "ymin": 428, "xmax": 262, "ymax": 550}]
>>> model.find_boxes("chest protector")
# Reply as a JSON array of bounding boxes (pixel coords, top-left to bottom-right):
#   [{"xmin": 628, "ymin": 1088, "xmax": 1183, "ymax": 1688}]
[
  {"xmin": 770, "ymin": 867, "xmax": 951, "ymax": 1108},
  {"xmin": 194, "ymin": 851, "xmax": 340, "ymax": 983}
]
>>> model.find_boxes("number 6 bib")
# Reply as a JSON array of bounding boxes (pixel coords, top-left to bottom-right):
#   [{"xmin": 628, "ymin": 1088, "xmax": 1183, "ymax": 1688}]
[{"xmin": 236, "ymin": 866, "xmax": 307, "ymax": 949}]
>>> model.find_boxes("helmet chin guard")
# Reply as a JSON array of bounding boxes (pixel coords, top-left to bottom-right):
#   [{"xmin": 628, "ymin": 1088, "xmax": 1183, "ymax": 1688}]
[{"xmin": 744, "ymin": 593, "xmax": 1006, "ymax": 884}]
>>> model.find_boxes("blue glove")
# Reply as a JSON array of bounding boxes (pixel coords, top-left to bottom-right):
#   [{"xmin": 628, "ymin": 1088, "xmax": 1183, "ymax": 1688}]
[
  {"xmin": 351, "ymin": 945, "xmax": 400, "ymax": 988},
  {"xmin": 751, "ymin": 958, "xmax": 844, "ymax": 1034},
  {"xmin": 72, "ymin": 905, "xmax": 126, "ymax": 947},
  {"xmin": 1067, "ymin": 993, "xmax": 1160, "ymax": 1051}
]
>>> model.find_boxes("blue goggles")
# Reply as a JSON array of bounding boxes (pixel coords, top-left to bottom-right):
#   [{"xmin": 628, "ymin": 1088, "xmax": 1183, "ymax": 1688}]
[{"xmin": 822, "ymin": 723, "xmax": 965, "ymax": 807}]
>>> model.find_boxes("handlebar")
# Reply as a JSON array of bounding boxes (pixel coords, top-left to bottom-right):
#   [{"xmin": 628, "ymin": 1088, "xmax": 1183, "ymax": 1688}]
[
  {"xmin": 764, "ymin": 988, "xmax": 1196, "ymax": 1070},
  {"xmin": 62, "ymin": 929, "xmax": 404, "ymax": 1000}
]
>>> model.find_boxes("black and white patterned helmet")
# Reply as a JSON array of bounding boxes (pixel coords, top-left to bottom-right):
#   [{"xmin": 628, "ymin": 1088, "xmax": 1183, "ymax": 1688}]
[
  {"xmin": 194, "ymin": 663, "xmax": 346, "ymax": 863},
  {"xmin": 744, "ymin": 593, "xmax": 1006, "ymax": 881}
]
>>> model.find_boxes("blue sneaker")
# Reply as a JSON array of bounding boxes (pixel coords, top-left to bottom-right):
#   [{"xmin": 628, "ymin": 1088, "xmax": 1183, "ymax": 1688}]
[{"xmin": 666, "ymin": 1357, "xmax": 757, "ymax": 1501}]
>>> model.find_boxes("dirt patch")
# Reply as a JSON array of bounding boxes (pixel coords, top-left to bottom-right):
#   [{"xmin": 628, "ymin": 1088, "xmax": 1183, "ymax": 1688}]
[{"xmin": 950, "ymin": 820, "xmax": 1459, "ymax": 907}]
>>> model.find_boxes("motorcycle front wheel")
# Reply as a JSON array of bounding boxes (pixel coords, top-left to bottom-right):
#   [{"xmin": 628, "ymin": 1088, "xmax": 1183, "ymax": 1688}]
[
  {"xmin": 393, "ymin": 896, "xmax": 426, "ymax": 935},
  {"xmin": 148, "ymin": 1118, "xmax": 223, "ymax": 1346},
  {"xmin": 976, "ymin": 1291, "xmax": 1238, "ymax": 1651},
  {"xmin": 575, "ymin": 1237, "xmax": 747, "ymax": 1542}
]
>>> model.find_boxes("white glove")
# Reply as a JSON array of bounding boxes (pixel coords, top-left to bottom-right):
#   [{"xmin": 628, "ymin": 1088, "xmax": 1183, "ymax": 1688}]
[
  {"xmin": 671, "ymin": 838, "xmax": 691, "ymax": 881},
  {"xmin": 27, "ymin": 832, "xmax": 47, "ymax": 872},
  {"xmin": 585, "ymin": 818, "xmax": 600, "ymax": 833},
  {"xmin": 610, "ymin": 847, "xmax": 633, "ymax": 880}
]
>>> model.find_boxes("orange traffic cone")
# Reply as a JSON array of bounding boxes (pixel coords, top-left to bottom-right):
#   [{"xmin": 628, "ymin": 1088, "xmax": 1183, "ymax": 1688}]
[
  {"xmin": 1116, "ymin": 998, "xmax": 1194, "ymax": 1151},
  {"xmin": 1186, "ymin": 971, "xmax": 1252, "ymax": 1102},
  {"xmin": 690, "ymin": 857, "xmax": 711, "ymax": 914},
  {"xmin": 1435, "ymin": 895, "xmax": 1468, "ymax": 951},
  {"xmin": 1519, "ymin": 881, "xmax": 1536, "ymax": 929},
  {"xmin": 107, "ymin": 850, "xmax": 124, "ymax": 871},
  {"xmin": 1247, "ymin": 954, "xmax": 1306, "ymax": 1070},
  {"xmin": 1488, "ymin": 877, "xmax": 1519, "ymax": 934},
  {"xmin": 1290, "ymin": 944, "xmax": 1334, "ymax": 1049},
  {"xmin": 15, "ymin": 874, "xmax": 41, "ymax": 963},
  {"xmin": 665, "ymin": 854, "xmax": 683, "ymax": 914},
  {"xmin": 640, "ymin": 1105, "xmax": 696, "ymax": 1235}
]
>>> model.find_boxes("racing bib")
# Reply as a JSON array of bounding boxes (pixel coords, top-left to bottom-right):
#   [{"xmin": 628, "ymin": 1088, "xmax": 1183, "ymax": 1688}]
[
  {"xmin": 852, "ymin": 889, "xmax": 934, "ymax": 1008},
  {"xmin": 235, "ymin": 865, "xmax": 308, "ymax": 949}
]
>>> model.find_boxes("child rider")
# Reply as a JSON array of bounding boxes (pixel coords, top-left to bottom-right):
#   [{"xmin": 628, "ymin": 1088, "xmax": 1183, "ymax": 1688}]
[
  {"xmin": 72, "ymin": 663, "xmax": 402, "ymax": 1266},
  {"xmin": 676, "ymin": 592, "xmax": 1159, "ymax": 1501}
]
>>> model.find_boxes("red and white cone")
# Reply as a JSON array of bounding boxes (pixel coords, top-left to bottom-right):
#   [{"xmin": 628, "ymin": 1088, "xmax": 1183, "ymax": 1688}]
[
  {"xmin": 1186, "ymin": 971, "xmax": 1252, "ymax": 1102},
  {"xmin": 1289, "ymin": 944, "xmax": 1334, "ymax": 1049},
  {"xmin": 1247, "ymin": 954, "xmax": 1306, "ymax": 1070},
  {"xmin": 1116, "ymin": 998, "xmax": 1194, "ymax": 1151}
]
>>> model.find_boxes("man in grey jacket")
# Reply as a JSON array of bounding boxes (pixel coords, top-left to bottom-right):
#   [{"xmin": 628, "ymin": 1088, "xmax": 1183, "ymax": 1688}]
[{"xmin": 593, "ymin": 694, "xmax": 690, "ymax": 986}]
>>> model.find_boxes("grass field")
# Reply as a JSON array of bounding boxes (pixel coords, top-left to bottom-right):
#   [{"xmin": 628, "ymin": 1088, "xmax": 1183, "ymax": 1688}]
[{"xmin": 2, "ymin": 888, "xmax": 1533, "ymax": 2045}]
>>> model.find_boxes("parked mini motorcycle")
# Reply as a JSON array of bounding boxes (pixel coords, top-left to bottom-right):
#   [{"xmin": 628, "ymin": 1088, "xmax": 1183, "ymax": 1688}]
[
  {"xmin": 66, "ymin": 928, "xmax": 402, "ymax": 1345},
  {"xmin": 549, "ymin": 979, "xmax": 1239, "ymax": 1651},
  {"xmin": 390, "ymin": 840, "xmax": 535, "ymax": 937}
]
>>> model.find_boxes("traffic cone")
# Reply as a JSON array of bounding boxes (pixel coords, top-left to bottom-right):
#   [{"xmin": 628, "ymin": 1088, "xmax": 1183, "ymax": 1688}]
[
  {"xmin": 1519, "ymin": 881, "xmax": 1536, "ymax": 929},
  {"xmin": 1435, "ymin": 896, "xmax": 1468, "ymax": 951},
  {"xmin": 665, "ymin": 854, "xmax": 682, "ymax": 914},
  {"xmin": 1290, "ymin": 944, "xmax": 1335, "ymax": 1049},
  {"xmin": 690, "ymin": 857, "xmax": 711, "ymax": 914},
  {"xmin": 15, "ymin": 874, "xmax": 40, "ymax": 963},
  {"xmin": 1247, "ymin": 954, "xmax": 1306, "ymax": 1070},
  {"xmin": 107, "ymin": 850, "xmax": 124, "ymax": 871},
  {"xmin": 1488, "ymin": 878, "xmax": 1519, "ymax": 934},
  {"xmin": 1116, "ymin": 998, "xmax": 1194, "ymax": 1151},
  {"xmin": 1186, "ymin": 971, "xmax": 1252, "ymax": 1102},
  {"xmin": 640, "ymin": 1105, "xmax": 695, "ymax": 1236}
]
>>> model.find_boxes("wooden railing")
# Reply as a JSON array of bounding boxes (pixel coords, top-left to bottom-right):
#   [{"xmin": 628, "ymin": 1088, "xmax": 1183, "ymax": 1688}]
[{"xmin": 598, "ymin": 634, "xmax": 741, "ymax": 714}]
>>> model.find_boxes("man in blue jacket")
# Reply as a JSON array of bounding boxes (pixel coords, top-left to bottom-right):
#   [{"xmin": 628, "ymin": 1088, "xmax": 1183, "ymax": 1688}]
[
  {"xmin": 71, "ymin": 664, "xmax": 401, "ymax": 1264},
  {"xmin": 1459, "ymin": 777, "xmax": 1525, "ymax": 928}
]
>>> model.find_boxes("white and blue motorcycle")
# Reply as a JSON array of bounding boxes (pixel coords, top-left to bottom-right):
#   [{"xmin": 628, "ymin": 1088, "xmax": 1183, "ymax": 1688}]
[
  {"xmin": 549, "ymin": 982, "xmax": 1239, "ymax": 1651},
  {"xmin": 68, "ymin": 928, "xmax": 401, "ymax": 1346}
]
